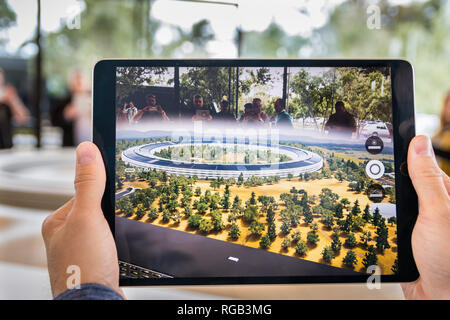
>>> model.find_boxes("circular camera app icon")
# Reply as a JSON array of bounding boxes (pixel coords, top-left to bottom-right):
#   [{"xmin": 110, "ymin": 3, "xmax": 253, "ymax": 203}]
[
  {"xmin": 365, "ymin": 135, "xmax": 384, "ymax": 155},
  {"xmin": 366, "ymin": 184, "xmax": 385, "ymax": 203}
]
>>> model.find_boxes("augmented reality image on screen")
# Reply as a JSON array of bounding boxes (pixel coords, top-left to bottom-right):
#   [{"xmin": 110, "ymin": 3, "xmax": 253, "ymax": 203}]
[{"xmin": 115, "ymin": 66, "xmax": 398, "ymax": 279}]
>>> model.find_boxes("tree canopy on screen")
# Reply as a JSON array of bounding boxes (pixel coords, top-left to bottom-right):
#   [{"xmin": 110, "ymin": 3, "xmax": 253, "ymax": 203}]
[{"xmin": 288, "ymin": 67, "xmax": 392, "ymax": 125}]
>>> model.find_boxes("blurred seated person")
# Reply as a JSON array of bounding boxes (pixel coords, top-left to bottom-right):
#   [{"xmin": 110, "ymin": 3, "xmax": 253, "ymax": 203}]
[
  {"xmin": 274, "ymin": 98, "xmax": 293, "ymax": 128},
  {"xmin": 432, "ymin": 92, "xmax": 450, "ymax": 175},
  {"xmin": 252, "ymin": 98, "xmax": 269, "ymax": 123},
  {"xmin": 214, "ymin": 100, "xmax": 236, "ymax": 124},
  {"xmin": 63, "ymin": 71, "xmax": 92, "ymax": 144},
  {"xmin": 134, "ymin": 94, "xmax": 169, "ymax": 122},
  {"xmin": 324, "ymin": 101, "xmax": 356, "ymax": 137},
  {"xmin": 0, "ymin": 67, "xmax": 29, "ymax": 149},
  {"xmin": 191, "ymin": 94, "xmax": 212, "ymax": 121}
]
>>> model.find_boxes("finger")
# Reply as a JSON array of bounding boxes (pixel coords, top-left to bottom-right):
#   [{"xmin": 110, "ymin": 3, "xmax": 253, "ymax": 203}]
[
  {"xmin": 407, "ymin": 135, "xmax": 448, "ymax": 210},
  {"xmin": 41, "ymin": 198, "xmax": 75, "ymax": 240},
  {"xmin": 72, "ymin": 142, "xmax": 106, "ymax": 216},
  {"xmin": 439, "ymin": 168, "xmax": 450, "ymax": 195}
]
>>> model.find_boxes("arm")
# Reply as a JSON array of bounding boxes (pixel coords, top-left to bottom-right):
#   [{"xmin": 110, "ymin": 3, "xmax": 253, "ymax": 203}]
[
  {"xmin": 133, "ymin": 109, "xmax": 144, "ymax": 121},
  {"xmin": 6, "ymin": 86, "xmax": 29, "ymax": 125},
  {"xmin": 161, "ymin": 111, "xmax": 169, "ymax": 121}
]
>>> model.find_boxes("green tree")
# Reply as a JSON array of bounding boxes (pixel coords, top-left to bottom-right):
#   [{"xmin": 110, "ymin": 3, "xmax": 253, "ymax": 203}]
[
  {"xmin": 322, "ymin": 211, "xmax": 335, "ymax": 229},
  {"xmin": 295, "ymin": 240, "xmax": 308, "ymax": 256},
  {"xmin": 249, "ymin": 192, "xmax": 257, "ymax": 205},
  {"xmin": 238, "ymin": 173, "xmax": 244, "ymax": 185},
  {"xmin": 281, "ymin": 220, "xmax": 291, "ymax": 234},
  {"xmin": 290, "ymin": 230, "xmax": 302, "ymax": 243},
  {"xmin": 172, "ymin": 211, "xmax": 182, "ymax": 224},
  {"xmin": 135, "ymin": 205, "xmax": 146, "ymax": 220},
  {"xmin": 344, "ymin": 232, "xmax": 357, "ymax": 249},
  {"xmin": 362, "ymin": 204, "xmax": 372, "ymax": 222},
  {"xmin": 307, "ymin": 233, "xmax": 319, "ymax": 245},
  {"xmin": 199, "ymin": 218, "xmax": 213, "ymax": 234},
  {"xmin": 391, "ymin": 258, "xmax": 399, "ymax": 275},
  {"xmin": 372, "ymin": 207, "xmax": 382, "ymax": 227},
  {"xmin": 310, "ymin": 222, "xmax": 319, "ymax": 233},
  {"xmin": 196, "ymin": 202, "xmax": 209, "ymax": 215},
  {"xmin": 184, "ymin": 205, "xmax": 192, "ymax": 218},
  {"xmin": 322, "ymin": 246, "xmax": 334, "ymax": 263},
  {"xmin": 249, "ymin": 221, "xmax": 265, "ymax": 236},
  {"xmin": 362, "ymin": 245, "xmax": 378, "ymax": 270},
  {"xmin": 281, "ymin": 238, "xmax": 291, "ymax": 251},
  {"xmin": 360, "ymin": 231, "xmax": 372, "ymax": 248},
  {"xmin": 331, "ymin": 233, "xmax": 342, "ymax": 253},
  {"xmin": 268, "ymin": 221, "xmax": 277, "ymax": 241},
  {"xmin": 162, "ymin": 210, "xmax": 172, "ymax": 223},
  {"xmin": 333, "ymin": 203, "xmax": 344, "ymax": 219},
  {"xmin": 303, "ymin": 206, "xmax": 313, "ymax": 225},
  {"xmin": 351, "ymin": 199, "xmax": 361, "ymax": 216},
  {"xmin": 243, "ymin": 205, "xmax": 259, "ymax": 223},
  {"xmin": 211, "ymin": 210, "xmax": 225, "ymax": 231},
  {"xmin": 387, "ymin": 216, "xmax": 397, "ymax": 226},
  {"xmin": 343, "ymin": 250, "xmax": 358, "ymax": 269},
  {"xmin": 147, "ymin": 207, "xmax": 159, "ymax": 220},
  {"xmin": 187, "ymin": 214, "xmax": 202, "ymax": 229},
  {"xmin": 260, "ymin": 233, "xmax": 271, "ymax": 249},
  {"xmin": 229, "ymin": 223, "xmax": 240, "ymax": 240},
  {"xmin": 376, "ymin": 221, "xmax": 391, "ymax": 252}
]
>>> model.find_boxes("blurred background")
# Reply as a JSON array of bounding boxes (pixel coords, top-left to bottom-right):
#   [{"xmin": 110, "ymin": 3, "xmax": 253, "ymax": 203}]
[{"xmin": 0, "ymin": 0, "xmax": 449, "ymax": 299}]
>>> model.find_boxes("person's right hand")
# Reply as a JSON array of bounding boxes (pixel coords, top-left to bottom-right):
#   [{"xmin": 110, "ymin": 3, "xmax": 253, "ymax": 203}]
[
  {"xmin": 42, "ymin": 142, "xmax": 122, "ymax": 298},
  {"xmin": 402, "ymin": 135, "xmax": 450, "ymax": 299}
]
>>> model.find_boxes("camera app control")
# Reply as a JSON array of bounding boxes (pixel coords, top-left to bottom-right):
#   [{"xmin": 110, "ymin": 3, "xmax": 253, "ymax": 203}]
[{"xmin": 365, "ymin": 160, "xmax": 385, "ymax": 179}]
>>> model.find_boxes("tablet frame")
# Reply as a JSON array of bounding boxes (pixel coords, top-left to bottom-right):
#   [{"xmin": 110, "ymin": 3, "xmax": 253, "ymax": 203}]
[{"xmin": 93, "ymin": 59, "xmax": 418, "ymax": 286}]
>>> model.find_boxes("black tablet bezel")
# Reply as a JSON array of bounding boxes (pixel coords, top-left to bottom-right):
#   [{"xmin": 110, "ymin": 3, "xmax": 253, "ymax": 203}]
[{"xmin": 93, "ymin": 59, "xmax": 418, "ymax": 286}]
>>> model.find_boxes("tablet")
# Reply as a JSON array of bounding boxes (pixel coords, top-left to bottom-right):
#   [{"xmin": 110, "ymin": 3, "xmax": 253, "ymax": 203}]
[{"xmin": 93, "ymin": 59, "xmax": 418, "ymax": 286}]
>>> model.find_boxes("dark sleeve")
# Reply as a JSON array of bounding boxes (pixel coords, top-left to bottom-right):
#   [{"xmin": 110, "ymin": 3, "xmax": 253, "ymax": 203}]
[
  {"xmin": 324, "ymin": 114, "xmax": 335, "ymax": 128},
  {"xmin": 54, "ymin": 283, "xmax": 123, "ymax": 300},
  {"xmin": 348, "ymin": 114, "xmax": 357, "ymax": 129}
]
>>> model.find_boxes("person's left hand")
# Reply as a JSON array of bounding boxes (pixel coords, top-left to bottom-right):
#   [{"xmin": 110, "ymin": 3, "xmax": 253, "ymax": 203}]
[{"xmin": 42, "ymin": 142, "xmax": 123, "ymax": 298}]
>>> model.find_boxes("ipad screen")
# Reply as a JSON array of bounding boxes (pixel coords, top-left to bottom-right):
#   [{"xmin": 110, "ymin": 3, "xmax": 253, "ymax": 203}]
[{"xmin": 114, "ymin": 65, "xmax": 398, "ymax": 279}]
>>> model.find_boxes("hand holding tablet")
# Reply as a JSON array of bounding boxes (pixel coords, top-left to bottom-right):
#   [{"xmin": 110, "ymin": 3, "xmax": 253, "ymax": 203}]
[
  {"xmin": 41, "ymin": 137, "xmax": 450, "ymax": 298},
  {"xmin": 38, "ymin": 59, "xmax": 450, "ymax": 298},
  {"xmin": 91, "ymin": 59, "xmax": 422, "ymax": 285}
]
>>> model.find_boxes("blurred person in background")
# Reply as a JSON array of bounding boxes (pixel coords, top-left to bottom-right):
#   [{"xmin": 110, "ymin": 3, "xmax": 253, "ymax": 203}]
[
  {"xmin": 324, "ymin": 101, "xmax": 356, "ymax": 138},
  {"xmin": 252, "ymin": 98, "xmax": 269, "ymax": 123},
  {"xmin": 0, "ymin": 68, "xmax": 29, "ymax": 149},
  {"xmin": 123, "ymin": 101, "xmax": 138, "ymax": 124},
  {"xmin": 63, "ymin": 71, "xmax": 92, "ymax": 145},
  {"xmin": 134, "ymin": 94, "xmax": 169, "ymax": 123},
  {"xmin": 432, "ymin": 92, "xmax": 450, "ymax": 175},
  {"xmin": 241, "ymin": 102, "xmax": 266, "ymax": 126},
  {"xmin": 191, "ymin": 94, "xmax": 212, "ymax": 121},
  {"xmin": 273, "ymin": 98, "xmax": 293, "ymax": 128},
  {"xmin": 214, "ymin": 100, "xmax": 236, "ymax": 124},
  {"xmin": 115, "ymin": 102, "xmax": 128, "ymax": 125}
]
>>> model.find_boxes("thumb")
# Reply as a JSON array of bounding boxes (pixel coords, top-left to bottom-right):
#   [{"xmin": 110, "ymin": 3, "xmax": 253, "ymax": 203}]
[
  {"xmin": 407, "ymin": 135, "xmax": 448, "ymax": 210},
  {"xmin": 73, "ymin": 142, "xmax": 106, "ymax": 214}
]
